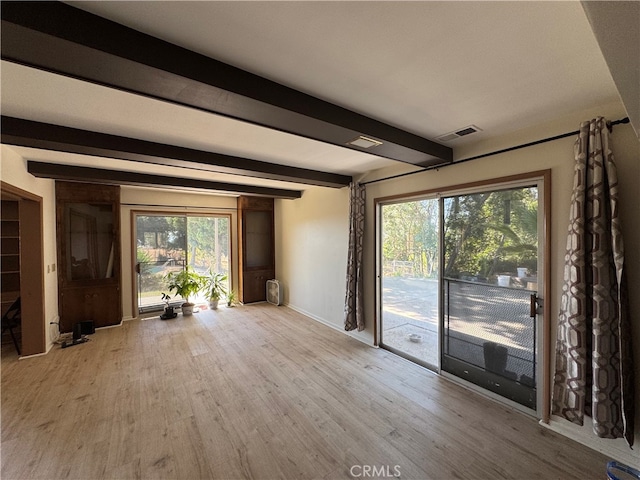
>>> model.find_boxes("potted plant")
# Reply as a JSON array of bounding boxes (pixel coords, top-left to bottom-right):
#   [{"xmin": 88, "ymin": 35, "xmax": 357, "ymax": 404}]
[
  {"xmin": 165, "ymin": 266, "xmax": 203, "ymax": 316},
  {"xmin": 203, "ymin": 271, "xmax": 228, "ymax": 310},
  {"xmin": 160, "ymin": 293, "xmax": 177, "ymax": 320},
  {"xmin": 226, "ymin": 289, "xmax": 238, "ymax": 307}
]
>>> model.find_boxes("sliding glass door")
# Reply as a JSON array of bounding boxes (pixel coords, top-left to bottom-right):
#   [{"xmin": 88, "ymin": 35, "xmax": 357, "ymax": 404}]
[
  {"xmin": 441, "ymin": 186, "xmax": 540, "ymax": 409},
  {"xmin": 136, "ymin": 214, "xmax": 230, "ymax": 313},
  {"xmin": 380, "ymin": 198, "xmax": 440, "ymax": 368},
  {"xmin": 379, "ymin": 179, "xmax": 544, "ymax": 412}
]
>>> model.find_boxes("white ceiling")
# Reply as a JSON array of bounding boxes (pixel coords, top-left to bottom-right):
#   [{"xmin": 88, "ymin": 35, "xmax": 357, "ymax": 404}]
[{"xmin": 1, "ymin": 1, "xmax": 623, "ymax": 194}]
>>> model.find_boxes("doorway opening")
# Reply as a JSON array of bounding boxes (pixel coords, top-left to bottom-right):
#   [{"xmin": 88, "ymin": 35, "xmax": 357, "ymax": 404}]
[{"xmin": 1, "ymin": 181, "xmax": 45, "ymax": 357}]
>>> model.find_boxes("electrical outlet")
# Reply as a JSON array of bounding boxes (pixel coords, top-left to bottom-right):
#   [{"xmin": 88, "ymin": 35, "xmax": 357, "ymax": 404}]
[{"xmin": 52, "ymin": 264, "xmax": 56, "ymax": 272}]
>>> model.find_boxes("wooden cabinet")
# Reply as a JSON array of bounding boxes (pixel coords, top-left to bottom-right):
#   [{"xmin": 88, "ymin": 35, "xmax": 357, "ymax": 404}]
[
  {"xmin": 60, "ymin": 285, "xmax": 121, "ymax": 329},
  {"xmin": 1, "ymin": 200, "xmax": 21, "ymax": 317},
  {"xmin": 56, "ymin": 182, "xmax": 121, "ymax": 332},
  {"xmin": 238, "ymin": 196, "xmax": 274, "ymax": 303}
]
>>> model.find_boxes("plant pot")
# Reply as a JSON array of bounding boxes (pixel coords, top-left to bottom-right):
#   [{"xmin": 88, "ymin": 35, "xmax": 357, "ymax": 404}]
[
  {"xmin": 160, "ymin": 306, "xmax": 177, "ymax": 320},
  {"xmin": 181, "ymin": 302, "xmax": 195, "ymax": 316},
  {"xmin": 209, "ymin": 299, "xmax": 219, "ymax": 310},
  {"xmin": 483, "ymin": 341, "xmax": 508, "ymax": 374}
]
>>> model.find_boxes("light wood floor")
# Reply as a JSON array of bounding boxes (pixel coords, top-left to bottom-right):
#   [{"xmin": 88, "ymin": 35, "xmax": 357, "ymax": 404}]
[{"xmin": 2, "ymin": 304, "xmax": 608, "ymax": 479}]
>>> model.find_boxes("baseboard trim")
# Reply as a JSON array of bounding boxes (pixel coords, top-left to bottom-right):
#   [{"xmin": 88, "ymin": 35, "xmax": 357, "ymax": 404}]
[
  {"xmin": 285, "ymin": 303, "xmax": 371, "ymax": 346},
  {"xmin": 18, "ymin": 350, "xmax": 51, "ymax": 360},
  {"xmin": 540, "ymin": 416, "xmax": 638, "ymax": 467},
  {"xmin": 96, "ymin": 320, "xmax": 124, "ymax": 330}
]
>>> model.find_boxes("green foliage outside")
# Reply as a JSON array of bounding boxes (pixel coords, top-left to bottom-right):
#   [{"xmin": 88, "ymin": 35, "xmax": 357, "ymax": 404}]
[
  {"xmin": 136, "ymin": 215, "xmax": 230, "ymax": 303},
  {"xmin": 382, "ymin": 199, "xmax": 439, "ymax": 278},
  {"xmin": 382, "ymin": 187, "xmax": 538, "ymax": 281},
  {"xmin": 444, "ymin": 187, "xmax": 538, "ymax": 280}
]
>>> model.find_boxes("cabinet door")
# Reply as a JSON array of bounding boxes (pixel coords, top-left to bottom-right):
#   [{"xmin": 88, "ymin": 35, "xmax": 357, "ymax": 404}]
[
  {"xmin": 60, "ymin": 285, "xmax": 120, "ymax": 331},
  {"xmin": 63, "ymin": 202, "xmax": 117, "ymax": 283},
  {"xmin": 243, "ymin": 210, "xmax": 274, "ymax": 268},
  {"xmin": 56, "ymin": 182, "xmax": 122, "ymax": 332},
  {"xmin": 242, "ymin": 269, "xmax": 274, "ymax": 303}
]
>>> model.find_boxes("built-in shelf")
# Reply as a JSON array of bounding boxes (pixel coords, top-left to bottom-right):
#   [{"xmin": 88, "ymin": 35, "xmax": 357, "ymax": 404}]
[
  {"xmin": 1, "ymin": 220, "xmax": 20, "ymax": 237},
  {"xmin": 238, "ymin": 196, "xmax": 274, "ymax": 303},
  {"xmin": 1, "ymin": 200, "xmax": 20, "ymax": 318}
]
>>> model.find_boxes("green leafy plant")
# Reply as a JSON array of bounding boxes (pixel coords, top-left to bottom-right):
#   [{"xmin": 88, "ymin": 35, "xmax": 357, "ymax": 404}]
[
  {"xmin": 160, "ymin": 292, "xmax": 172, "ymax": 307},
  {"xmin": 159, "ymin": 292, "xmax": 177, "ymax": 319},
  {"xmin": 203, "ymin": 271, "xmax": 228, "ymax": 302},
  {"xmin": 226, "ymin": 289, "xmax": 237, "ymax": 307},
  {"xmin": 165, "ymin": 266, "xmax": 203, "ymax": 305}
]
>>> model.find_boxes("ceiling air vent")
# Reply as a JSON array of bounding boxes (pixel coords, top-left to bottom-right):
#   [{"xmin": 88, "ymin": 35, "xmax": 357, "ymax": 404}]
[
  {"xmin": 347, "ymin": 135, "xmax": 383, "ymax": 149},
  {"xmin": 436, "ymin": 125, "xmax": 482, "ymax": 142}
]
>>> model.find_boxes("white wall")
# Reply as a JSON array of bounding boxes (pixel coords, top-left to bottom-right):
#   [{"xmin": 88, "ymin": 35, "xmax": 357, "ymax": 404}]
[
  {"xmin": 120, "ymin": 187, "xmax": 239, "ymax": 320},
  {"xmin": 1, "ymin": 145, "xmax": 59, "ymax": 350},
  {"xmin": 276, "ymin": 186, "xmax": 368, "ymax": 339}
]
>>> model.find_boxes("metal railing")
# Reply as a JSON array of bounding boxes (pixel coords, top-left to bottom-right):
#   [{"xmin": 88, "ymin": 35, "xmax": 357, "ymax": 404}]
[{"xmin": 443, "ymin": 277, "xmax": 536, "ymax": 386}]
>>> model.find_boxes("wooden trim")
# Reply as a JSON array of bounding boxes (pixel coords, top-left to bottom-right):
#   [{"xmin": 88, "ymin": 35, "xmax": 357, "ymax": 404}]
[
  {"xmin": 0, "ymin": 181, "xmax": 42, "ymax": 202},
  {"xmin": 1, "ymin": 2, "xmax": 452, "ymax": 166},
  {"xmin": 2, "ymin": 116, "xmax": 351, "ymax": 188},
  {"xmin": 373, "ymin": 202, "xmax": 379, "ymax": 347},
  {"xmin": 374, "ymin": 170, "xmax": 552, "ymax": 205},
  {"xmin": 1, "ymin": 181, "xmax": 46, "ymax": 355},
  {"xmin": 129, "ymin": 211, "xmax": 138, "ymax": 318},
  {"xmin": 541, "ymin": 169, "xmax": 552, "ymax": 423},
  {"xmin": 27, "ymin": 161, "xmax": 303, "ymax": 200},
  {"xmin": 19, "ymin": 198, "xmax": 46, "ymax": 355}
]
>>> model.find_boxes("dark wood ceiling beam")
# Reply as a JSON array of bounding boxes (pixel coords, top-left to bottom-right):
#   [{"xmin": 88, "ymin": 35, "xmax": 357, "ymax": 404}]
[
  {"xmin": 26, "ymin": 161, "xmax": 302, "ymax": 199},
  {"xmin": 2, "ymin": 116, "xmax": 350, "ymax": 188},
  {"xmin": 1, "ymin": 1, "xmax": 453, "ymax": 168}
]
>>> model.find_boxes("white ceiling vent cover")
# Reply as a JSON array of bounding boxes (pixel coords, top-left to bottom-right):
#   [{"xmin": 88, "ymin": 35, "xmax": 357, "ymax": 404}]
[
  {"xmin": 436, "ymin": 125, "xmax": 482, "ymax": 142},
  {"xmin": 266, "ymin": 279, "xmax": 283, "ymax": 306},
  {"xmin": 347, "ymin": 135, "xmax": 383, "ymax": 148}
]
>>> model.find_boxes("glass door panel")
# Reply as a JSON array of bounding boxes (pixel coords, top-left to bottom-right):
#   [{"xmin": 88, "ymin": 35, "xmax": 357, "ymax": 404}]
[
  {"xmin": 136, "ymin": 215, "xmax": 186, "ymax": 312},
  {"xmin": 136, "ymin": 214, "xmax": 231, "ymax": 313},
  {"xmin": 441, "ymin": 186, "xmax": 539, "ymax": 409},
  {"xmin": 186, "ymin": 216, "xmax": 231, "ymax": 304},
  {"xmin": 380, "ymin": 199, "xmax": 440, "ymax": 368}
]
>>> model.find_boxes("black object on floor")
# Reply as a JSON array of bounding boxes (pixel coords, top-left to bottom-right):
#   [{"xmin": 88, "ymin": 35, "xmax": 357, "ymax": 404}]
[{"xmin": 1, "ymin": 297, "xmax": 21, "ymax": 355}]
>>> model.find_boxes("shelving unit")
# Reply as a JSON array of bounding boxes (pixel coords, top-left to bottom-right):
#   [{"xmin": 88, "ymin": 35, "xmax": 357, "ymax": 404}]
[
  {"xmin": 238, "ymin": 196, "xmax": 275, "ymax": 303},
  {"xmin": 56, "ymin": 182, "xmax": 122, "ymax": 333},
  {"xmin": 1, "ymin": 200, "xmax": 21, "ymax": 317}
]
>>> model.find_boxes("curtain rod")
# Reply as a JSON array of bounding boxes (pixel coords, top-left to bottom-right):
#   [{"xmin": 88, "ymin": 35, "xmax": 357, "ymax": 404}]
[{"xmin": 362, "ymin": 117, "xmax": 630, "ymax": 186}]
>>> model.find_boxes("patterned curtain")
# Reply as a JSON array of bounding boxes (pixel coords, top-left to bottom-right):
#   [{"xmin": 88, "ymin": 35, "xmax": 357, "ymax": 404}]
[
  {"xmin": 344, "ymin": 182, "xmax": 365, "ymax": 331},
  {"xmin": 552, "ymin": 117, "xmax": 634, "ymax": 447}
]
